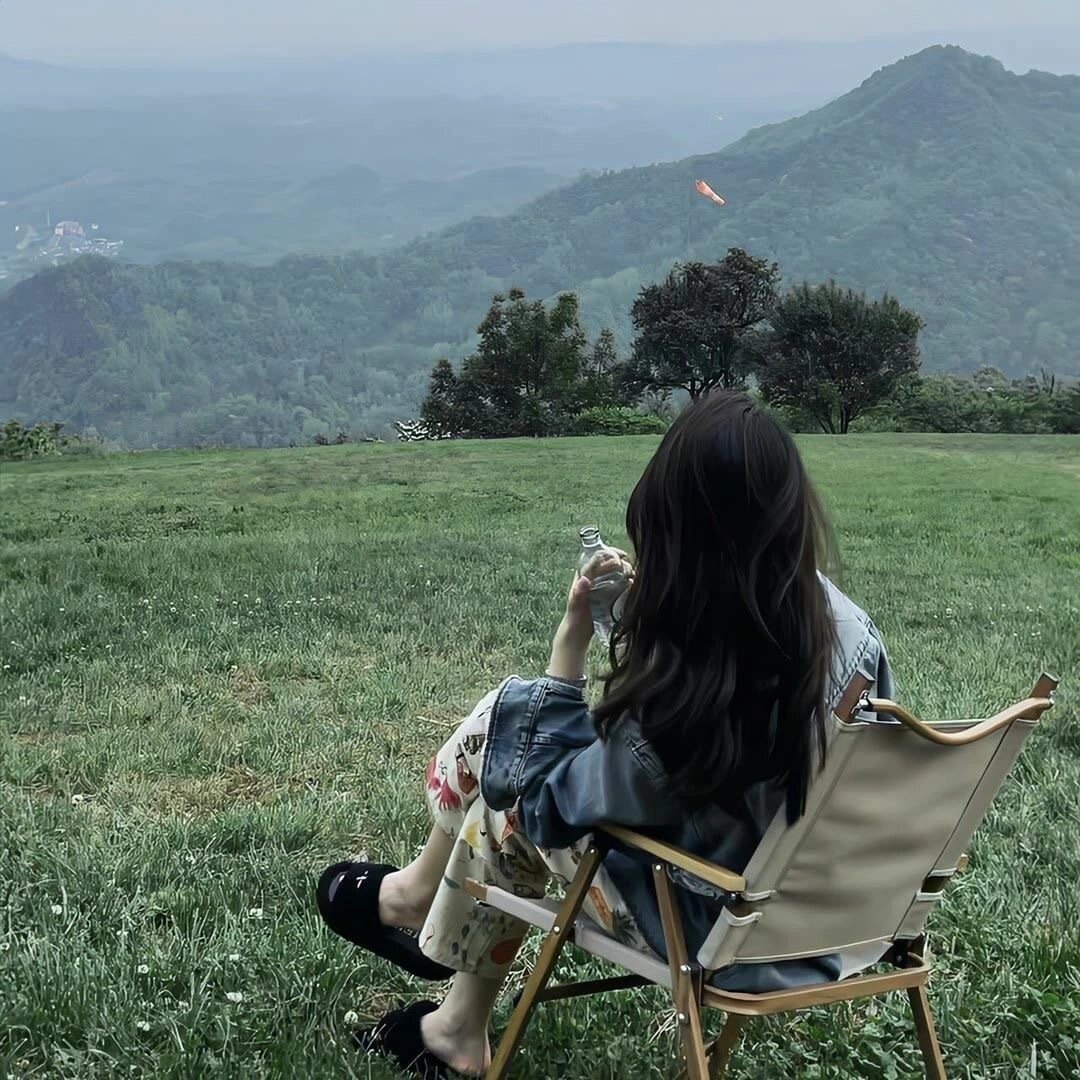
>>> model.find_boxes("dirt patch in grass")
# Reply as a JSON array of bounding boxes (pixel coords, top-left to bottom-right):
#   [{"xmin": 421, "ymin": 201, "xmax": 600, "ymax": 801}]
[{"xmin": 228, "ymin": 666, "xmax": 269, "ymax": 708}]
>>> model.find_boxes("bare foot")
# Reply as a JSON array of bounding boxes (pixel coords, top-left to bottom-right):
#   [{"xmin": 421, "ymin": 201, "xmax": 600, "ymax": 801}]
[
  {"xmin": 420, "ymin": 1009, "xmax": 492, "ymax": 1076},
  {"xmin": 377, "ymin": 869, "xmax": 434, "ymax": 932}
]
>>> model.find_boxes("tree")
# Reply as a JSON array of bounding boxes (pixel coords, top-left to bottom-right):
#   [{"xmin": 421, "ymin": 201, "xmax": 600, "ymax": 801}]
[
  {"xmin": 625, "ymin": 249, "xmax": 780, "ymax": 399},
  {"xmin": 423, "ymin": 288, "xmax": 601, "ymax": 438},
  {"xmin": 420, "ymin": 358, "xmax": 460, "ymax": 437},
  {"xmin": 579, "ymin": 328, "xmax": 629, "ymax": 409},
  {"xmin": 756, "ymin": 282, "xmax": 924, "ymax": 434}
]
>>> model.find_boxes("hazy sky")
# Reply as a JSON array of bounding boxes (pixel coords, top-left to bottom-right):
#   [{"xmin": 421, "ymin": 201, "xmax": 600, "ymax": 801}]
[{"xmin": 2, "ymin": 0, "xmax": 1078, "ymax": 61}]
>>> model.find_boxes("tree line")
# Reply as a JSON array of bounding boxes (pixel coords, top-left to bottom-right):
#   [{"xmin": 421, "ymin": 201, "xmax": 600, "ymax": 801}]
[
  {"xmin": 420, "ymin": 250, "xmax": 913, "ymax": 437},
  {"xmin": 419, "ymin": 249, "xmax": 1079, "ymax": 439},
  {"xmin": 5, "ymin": 247, "xmax": 1077, "ymax": 457}
]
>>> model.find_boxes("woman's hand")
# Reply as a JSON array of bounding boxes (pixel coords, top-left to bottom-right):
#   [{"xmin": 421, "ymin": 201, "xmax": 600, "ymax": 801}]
[{"xmin": 546, "ymin": 551, "xmax": 633, "ymax": 682}]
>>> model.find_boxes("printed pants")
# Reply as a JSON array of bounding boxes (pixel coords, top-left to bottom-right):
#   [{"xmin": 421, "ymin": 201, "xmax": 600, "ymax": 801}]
[{"xmin": 419, "ymin": 688, "xmax": 652, "ymax": 979}]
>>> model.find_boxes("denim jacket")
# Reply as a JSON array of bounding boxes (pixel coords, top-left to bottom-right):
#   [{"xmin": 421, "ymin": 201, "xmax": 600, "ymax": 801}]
[{"xmin": 479, "ymin": 576, "xmax": 895, "ymax": 992}]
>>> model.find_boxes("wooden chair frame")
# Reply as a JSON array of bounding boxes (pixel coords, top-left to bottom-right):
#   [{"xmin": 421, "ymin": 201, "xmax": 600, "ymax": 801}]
[{"xmin": 463, "ymin": 675, "xmax": 1057, "ymax": 1079}]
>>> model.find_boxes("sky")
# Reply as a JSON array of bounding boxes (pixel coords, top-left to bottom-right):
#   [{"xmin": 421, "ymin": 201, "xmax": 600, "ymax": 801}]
[{"xmin": 2, "ymin": 0, "xmax": 1079, "ymax": 62}]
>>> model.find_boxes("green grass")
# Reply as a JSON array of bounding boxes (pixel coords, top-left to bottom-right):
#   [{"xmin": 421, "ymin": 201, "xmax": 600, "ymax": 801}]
[{"xmin": 1, "ymin": 434, "xmax": 1078, "ymax": 1079}]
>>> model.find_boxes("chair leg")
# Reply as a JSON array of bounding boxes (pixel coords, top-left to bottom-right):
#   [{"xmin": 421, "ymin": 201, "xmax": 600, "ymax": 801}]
[
  {"xmin": 707, "ymin": 1013, "xmax": 747, "ymax": 1079},
  {"xmin": 664, "ymin": 1002, "xmax": 707, "ymax": 1080},
  {"xmin": 653, "ymin": 865, "xmax": 709, "ymax": 1080},
  {"xmin": 907, "ymin": 986, "xmax": 947, "ymax": 1080},
  {"xmin": 486, "ymin": 845, "xmax": 605, "ymax": 1080}
]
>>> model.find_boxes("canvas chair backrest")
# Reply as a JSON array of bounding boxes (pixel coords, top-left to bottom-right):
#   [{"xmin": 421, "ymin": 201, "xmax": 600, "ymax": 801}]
[{"xmin": 697, "ymin": 675, "xmax": 1058, "ymax": 972}]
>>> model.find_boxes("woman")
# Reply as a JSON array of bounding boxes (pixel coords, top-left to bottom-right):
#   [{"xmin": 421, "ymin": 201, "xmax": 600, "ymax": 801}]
[{"xmin": 317, "ymin": 391, "xmax": 894, "ymax": 1077}]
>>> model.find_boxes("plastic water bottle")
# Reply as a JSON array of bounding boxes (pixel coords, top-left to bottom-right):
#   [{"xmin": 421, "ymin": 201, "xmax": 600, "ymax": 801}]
[{"xmin": 578, "ymin": 526, "xmax": 629, "ymax": 645}]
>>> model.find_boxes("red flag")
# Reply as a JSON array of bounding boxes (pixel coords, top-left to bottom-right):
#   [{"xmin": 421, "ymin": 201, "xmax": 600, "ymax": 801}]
[{"xmin": 695, "ymin": 179, "xmax": 727, "ymax": 207}]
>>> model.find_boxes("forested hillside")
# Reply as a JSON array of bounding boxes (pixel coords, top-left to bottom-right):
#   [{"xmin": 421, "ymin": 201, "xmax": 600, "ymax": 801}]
[{"xmin": 3, "ymin": 46, "xmax": 1078, "ymax": 446}]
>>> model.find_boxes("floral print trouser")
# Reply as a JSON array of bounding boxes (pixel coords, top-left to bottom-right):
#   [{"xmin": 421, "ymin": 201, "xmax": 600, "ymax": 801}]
[{"xmin": 419, "ymin": 688, "xmax": 652, "ymax": 979}]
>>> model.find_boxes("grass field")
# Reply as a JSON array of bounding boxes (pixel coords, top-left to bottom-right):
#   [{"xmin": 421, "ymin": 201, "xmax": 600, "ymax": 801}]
[{"xmin": 2, "ymin": 434, "xmax": 1078, "ymax": 1079}]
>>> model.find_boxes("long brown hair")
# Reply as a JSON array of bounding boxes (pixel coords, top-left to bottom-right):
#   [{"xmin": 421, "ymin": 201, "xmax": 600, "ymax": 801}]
[{"xmin": 594, "ymin": 391, "xmax": 836, "ymax": 823}]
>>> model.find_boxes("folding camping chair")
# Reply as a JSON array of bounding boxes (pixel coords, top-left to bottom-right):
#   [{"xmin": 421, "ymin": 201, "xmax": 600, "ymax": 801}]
[{"xmin": 464, "ymin": 673, "xmax": 1059, "ymax": 1079}]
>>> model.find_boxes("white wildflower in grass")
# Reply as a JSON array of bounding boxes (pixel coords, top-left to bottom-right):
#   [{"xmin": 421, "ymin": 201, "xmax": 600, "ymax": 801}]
[
  {"xmin": 136, "ymin": 1020, "xmax": 150, "ymax": 1032},
  {"xmin": 343, "ymin": 1010, "xmax": 359, "ymax": 1025},
  {"xmin": 50, "ymin": 904, "xmax": 63, "ymax": 916},
  {"xmin": 247, "ymin": 907, "xmax": 264, "ymax": 920},
  {"xmin": 136, "ymin": 964, "xmax": 149, "ymax": 975},
  {"xmin": 229, "ymin": 953, "xmax": 240, "ymax": 962},
  {"xmin": 225, "ymin": 991, "xmax": 244, "ymax": 1003}
]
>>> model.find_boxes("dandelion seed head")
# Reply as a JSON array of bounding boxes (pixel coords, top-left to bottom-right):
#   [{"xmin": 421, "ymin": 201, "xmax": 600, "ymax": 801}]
[
  {"xmin": 50, "ymin": 904, "xmax": 63, "ymax": 916},
  {"xmin": 343, "ymin": 1009, "xmax": 359, "ymax": 1025},
  {"xmin": 136, "ymin": 963, "xmax": 149, "ymax": 975}
]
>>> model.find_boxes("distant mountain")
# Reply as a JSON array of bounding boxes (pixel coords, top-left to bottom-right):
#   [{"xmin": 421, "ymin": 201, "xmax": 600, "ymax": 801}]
[
  {"xmin": 4, "ymin": 31, "xmax": 1079, "ymax": 105},
  {"xmin": 1, "ymin": 93, "xmax": 697, "ymax": 267},
  {"xmin": 7, "ymin": 34, "xmax": 1075, "ymax": 269},
  {"xmin": 3, "ymin": 46, "xmax": 1079, "ymax": 447}
]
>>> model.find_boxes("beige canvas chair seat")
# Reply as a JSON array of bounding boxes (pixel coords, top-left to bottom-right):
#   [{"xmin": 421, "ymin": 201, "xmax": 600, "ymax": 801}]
[{"xmin": 463, "ymin": 673, "xmax": 1058, "ymax": 1078}]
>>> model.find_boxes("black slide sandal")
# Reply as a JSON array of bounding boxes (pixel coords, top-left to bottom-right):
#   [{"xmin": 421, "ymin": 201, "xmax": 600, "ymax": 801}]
[
  {"xmin": 316, "ymin": 861, "xmax": 454, "ymax": 982},
  {"xmin": 355, "ymin": 1001, "xmax": 448, "ymax": 1079}
]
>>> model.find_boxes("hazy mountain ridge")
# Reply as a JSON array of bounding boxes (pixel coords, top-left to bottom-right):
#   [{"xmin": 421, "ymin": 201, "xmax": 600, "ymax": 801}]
[{"xmin": 2, "ymin": 46, "xmax": 1078, "ymax": 447}]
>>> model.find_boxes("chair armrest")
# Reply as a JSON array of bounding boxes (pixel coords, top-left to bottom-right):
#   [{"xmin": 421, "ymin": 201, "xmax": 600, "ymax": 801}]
[
  {"xmin": 598, "ymin": 824, "xmax": 747, "ymax": 894},
  {"xmin": 867, "ymin": 696, "xmax": 1055, "ymax": 745}
]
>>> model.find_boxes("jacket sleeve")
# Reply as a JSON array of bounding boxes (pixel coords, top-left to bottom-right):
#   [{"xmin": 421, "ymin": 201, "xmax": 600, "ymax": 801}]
[
  {"xmin": 479, "ymin": 675, "xmax": 683, "ymax": 851},
  {"xmin": 516, "ymin": 731, "xmax": 685, "ymax": 850}
]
